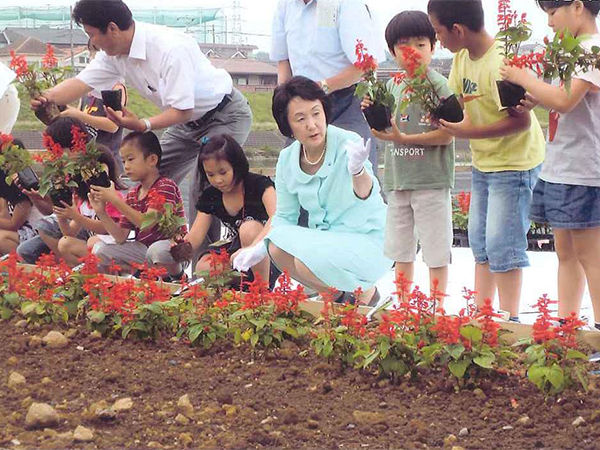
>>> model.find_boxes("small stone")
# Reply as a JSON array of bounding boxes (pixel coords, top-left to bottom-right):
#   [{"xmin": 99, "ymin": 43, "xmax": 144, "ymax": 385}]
[
  {"xmin": 25, "ymin": 403, "xmax": 59, "ymax": 429},
  {"xmin": 42, "ymin": 331, "xmax": 68, "ymax": 348},
  {"xmin": 223, "ymin": 405, "xmax": 237, "ymax": 416},
  {"xmin": 98, "ymin": 409, "xmax": 117, "ymax": 421},
  {"xmin": 307, "ymin": 419, "xmax": 319, "ymax": 429},
  {"xmin": 282, "ymin": 410, "xmax": 299, "ymax": 425},
  {"xmin": 378, "ymin": 402, "xmax": 388, "ymax": 409},
  {"xmin": 517, "ymin": 415, "xmax": 530, "ymax": 425},
  {"xmin": 177, "ymin": 394, "xmax": 194, "ymax": 418},
  {"xmin": 346, "ymin": 423, "xmax": 356, "ymax": 430},
  {"xmin": 7, "ymin": 356, "xmax": 18, "ymax": 365},
  {"xmin": 261, "ymin": 416, "xmax": 274, "ymax": 425},
  {"xmin": 217, "ymin": 393, "xmax": 233, "ymax": 405},
  {"xmin": 179, "ymin": 433, "xmax": 193, "ymax": 448},
  {"xmin": 113, "ymin": 397, "xmax": 133, "ymax": 412},
  {"xmin": 42, "ymin": 429, "xmax": 58, "ymax": 439},
  {"xmin": 65, "ymin": 328, "xmax": 78, "ymax": 339},
  {"xmin": 444, "ymin": 434, "xmax": 457, "ymax": 447},
  {"xmin": 175, "ymin": 414, "xmax": 190, "ymax": 425},
  {"xmin": 183, "ymin": 363, "xmax": 192, "ymax": 369},
  {"xmin": 473, "ymin": 388, "xmax": 487, "ymax": 399},
  {"xmin": 451, "ymin": 447, "xmax": 465, "ymax": 450},
  {"xmin": 73, "ymin": 425, "xmax": 94, "ymax": 442},
  {"xmin": 502, "ymin": 426, "xmax": 514, "ymax": 431},
  {"xmin": 168, "ymin": 360, "xmax": 178, "ymax": 366},
  {"xmin": 10, "ymin": 440, "xmax": 20, "ymax": 446},
  {"xmin": 15, "ymin": 319, "xmax": 28, "ymax": 328},
  {"xmin": 28, "ymin": 336, "xmax": 42, "ymax": 348},
  {"xmin": 377, "ymin": 379, "xmax": 390, "ymax": 388},
  {"xmin": 573, "ymin": 416, "xmax": 586, "ymax": 427},
  {"xmin": 41, "ymin": 377, "xmax": 53, "ymax": 385},
  {"xmin": 90, "ymin": 330, "xmax": 102, "ymax": 340},
  {"xmin": 147, "ymin": 441, "xmax": 163, "ymax": 449},
  {"xmin": 21, "ymin": 397, "xmax": 34, "ymax": 409},
  {"xmin": 352, "ymin": 410, "xmax": 387, "ymax": 426},
  {"xmin": 8, "ymin": 371, "xmax": 26, "ymax": 389},
  {"xmin": 459, "ymin": 427, "xmax": 469, "ymax": 436}
]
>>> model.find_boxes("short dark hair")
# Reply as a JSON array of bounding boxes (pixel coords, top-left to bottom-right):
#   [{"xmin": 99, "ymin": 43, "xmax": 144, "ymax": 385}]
[
  {"xmin": 385, "ymin": 11, "xmax": 437, "ymax": 54},
  {"xmin": 198, "ymin": 134, "xmax": 249, "ymax": 186},
  {"xmin": 73, "ymin": 0, "xmax": 134, "ymax": 33},
  {"xmin": 536, "ymin": 0, "xmax": 600, "ymax": 16},
  {"xmin": 427, "ymin": 0, "xmax": 485, "ymax": 32},
  {"xmin": 121, "ymin": 131, "xmax": 162, "ymax": 168},
  {"xmin": 272, "ymin": 76, "xmax": 331, "ymax": 138},
  {"xmin": 45, "ymin": 117, "xmax": 91, "ymax": 149}
]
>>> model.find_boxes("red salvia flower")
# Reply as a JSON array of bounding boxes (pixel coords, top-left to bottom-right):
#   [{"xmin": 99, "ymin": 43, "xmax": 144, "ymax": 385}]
[
  {"xmin": 70, "ymin": 125, "xmax": 88, "ymax": 154},
  {"xmin": 475, "ymin": 298, "xmax": 502, "ymax": 347},
  {"xmin": 9, "ymin": 51, "xmax": 29, "ymax": 78},
  {"xmin": 42, "ymin": 44, "xmax": 58, "ymax": 70}
]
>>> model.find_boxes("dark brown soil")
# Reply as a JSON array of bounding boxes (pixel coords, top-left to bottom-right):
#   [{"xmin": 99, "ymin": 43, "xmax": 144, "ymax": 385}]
[{"xmin": 1, "ymin": 320, "xmax": 599, "ymax": 450}]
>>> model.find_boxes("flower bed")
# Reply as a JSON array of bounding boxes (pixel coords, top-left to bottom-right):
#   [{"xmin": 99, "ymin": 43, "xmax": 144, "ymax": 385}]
[{"xmin": 1, "ymin": 252, "xmax": 599, "ymax": 448}]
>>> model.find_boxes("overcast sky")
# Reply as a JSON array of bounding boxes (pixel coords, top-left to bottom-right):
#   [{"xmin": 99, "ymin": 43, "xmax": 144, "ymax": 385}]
[{"xmin": 8, "ymin": 0, "xmax": 554, "ymax": 55}]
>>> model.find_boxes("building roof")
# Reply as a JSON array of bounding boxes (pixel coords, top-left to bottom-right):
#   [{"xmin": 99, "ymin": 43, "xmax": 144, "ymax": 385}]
[
  {"xmin": 209, "ymin": 58, "xmax": 277, "ymax": 76},
  {"xmin": 0, "ymin": 35, "xmax": 87, "ymax": 59},
  {"xmin": 1, "ymin": 26, "xmax": 89, "ymax": 47}
]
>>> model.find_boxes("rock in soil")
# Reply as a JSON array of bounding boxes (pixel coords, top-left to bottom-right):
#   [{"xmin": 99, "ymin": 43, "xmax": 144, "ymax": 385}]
[
  {"xmin": 73, "ymin": 425, "xmax": 94, "ymax": 442},
  {"xmin": 112, "ymin": 397, "xmax": 133, "ymax": 412},
  {"xmin": 177, "ymin": 394, "xmax": 194, "ymax": 418},
  {"xmin": 179, "ymin": 432, "xmax": 193, "ymax": 448},
  {"xmin": 25, "ymin": 403, "xmax": 59, "ymax": 429},
  {"xmin": 42, "ymin": 331, "xmax": 68, "ymax": 348},
  {"xmin": 572, "ymin": 416, "xmax": 586, "ymax": 427},
  {"xmin": 175, "ymin": 414, "xmax": 190, "ymax": 425},
  {"xmin": 8, "ymin": 371, "xmax": 26, "ymax": 389}
]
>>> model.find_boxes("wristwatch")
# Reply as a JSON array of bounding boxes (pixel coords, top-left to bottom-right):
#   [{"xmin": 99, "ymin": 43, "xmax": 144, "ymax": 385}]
[
  {"xmin": 321, "ymin": 79, "xmax": 330, "ymax": 94},
  {"xmin": 142, "ymin": 118, "xmax": 152, "ymax": 133}
]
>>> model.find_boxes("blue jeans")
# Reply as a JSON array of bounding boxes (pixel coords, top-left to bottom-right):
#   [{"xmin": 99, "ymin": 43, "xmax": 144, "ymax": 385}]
[{"xmin": 468, "ymin": 165, "xmax": 541, "ymax": 272}]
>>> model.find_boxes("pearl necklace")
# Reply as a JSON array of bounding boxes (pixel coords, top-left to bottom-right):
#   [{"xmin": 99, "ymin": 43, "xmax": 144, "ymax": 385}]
[{"xmin": 302, "ymin": 140, "xmax": 327, "ymax": 166}]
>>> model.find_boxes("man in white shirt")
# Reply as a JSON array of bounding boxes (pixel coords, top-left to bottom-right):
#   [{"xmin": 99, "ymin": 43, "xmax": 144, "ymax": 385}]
[
  {"xmin": 0, "ymin": 63, "xmax": 19, "ymax": 134},
  {"xmin": 30, "ymin": 0, "xmax": 252, "ymax": 243},
  {"xmin": 270, "ymin": 0, "xmax": 385, "ymax": 166}
]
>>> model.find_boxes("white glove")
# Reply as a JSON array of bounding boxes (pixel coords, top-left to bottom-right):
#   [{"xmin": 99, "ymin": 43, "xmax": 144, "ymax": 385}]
[
  {"xmin": 346, "ymin": 138, "xmax": 371, "ymax": 176},
  {"xmin": 232, "ymin": 241, "xmax": 268, "ymax": 272}
]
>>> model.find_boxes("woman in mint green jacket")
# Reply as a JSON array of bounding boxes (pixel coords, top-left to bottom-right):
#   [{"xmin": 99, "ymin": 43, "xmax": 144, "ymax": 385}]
[{"xmin": 233, "ymin": 77, "xmax": 390, "ymax": 304}]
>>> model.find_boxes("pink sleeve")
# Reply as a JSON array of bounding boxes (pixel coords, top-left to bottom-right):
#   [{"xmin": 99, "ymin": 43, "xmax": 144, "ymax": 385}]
[{"xmin": 106, "ymin": 191, "xmax": 125, "ymax": 221}]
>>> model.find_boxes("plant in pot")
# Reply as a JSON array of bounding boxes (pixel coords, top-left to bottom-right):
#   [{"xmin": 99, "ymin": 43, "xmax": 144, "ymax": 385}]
[
  {"xmin": 36, "ymin": 133, "xmax": 77, "ymax": 207},
  {"xmin": 395, "ymin": 46, "xmax": 464, "ymax": 123},
  {"xmin": 354, "ymin": 40, "xmax": 396, "ymax": 131},
  {"xmin": 495, "ymin": 0, "xmax": 545, "ymax": 108},
  {"xmin": 70, "ymin": 125, "xmax": 111, "ymax": 193},
  {"xmin": 0, "ymin": 133, "xmax": 36, "ymax": 188},
  {"xmin": 140, "ymin": 191, "xmax": 191, "ymax": 264},
  {"xmin": 9, "ymin": 44, "xmax": 71, "ymax": 125}
]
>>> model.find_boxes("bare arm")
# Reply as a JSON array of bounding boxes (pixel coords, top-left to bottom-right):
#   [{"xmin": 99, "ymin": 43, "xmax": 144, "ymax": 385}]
[
  {"xmin": 352, "ymin": 169, "xmax": 373, "ymax": 200},
  {"xmin": 249, "ymin": 187, "xmax": 277, "ymax": 246},
  {"xmin": 439, "ymin": 110, "xmax": 531, "ymax": 140},
  {"xmin": 500, "ymin": 65, "xmax": 593, "ymax": 114},
  {"xmin": 372, "ymin": 120, "xmax": 453, "ymax": 146},
  {"xmin": 322, "ymin": 64, "xmax": 363, "ymax": 92},
  {"xmin": 105, "ymin": 106, "xmax": 193, "ymax": 132},
  {"xmin": 62, "ymin": 106, "xmax": 119, "ymax": 133},
  {"xmin": 0, "ymin": 201, "xmax": 30, "ymax": 231},
  {"xmin": 94, "ymin": 207, "xmax": 130, "ymax": 244},
  {"xmin": 277, "ymin": 60, "xmax": 293, "ymax": 85},
  {"xmin": 184, "ymin": 212, "xmax": 212, "ymax": 252}
]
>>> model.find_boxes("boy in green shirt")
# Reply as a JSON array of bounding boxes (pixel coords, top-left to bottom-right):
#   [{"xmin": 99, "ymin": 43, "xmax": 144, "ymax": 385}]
[
  {"xmin": 427, "ymin": 0, "xmax": 545, "ymax": 321},
  {"xmin": 368, "ymin": 11, "xmax": 454, "ymax": 298}
]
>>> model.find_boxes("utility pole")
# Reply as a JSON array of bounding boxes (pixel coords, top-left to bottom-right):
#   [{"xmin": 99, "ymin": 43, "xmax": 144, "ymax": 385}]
[{"xmin": 70, "ymin": 6, "xmax": 74, "ymax": 68}]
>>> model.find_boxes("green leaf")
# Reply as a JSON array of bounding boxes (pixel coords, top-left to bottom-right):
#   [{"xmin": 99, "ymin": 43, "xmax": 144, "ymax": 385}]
[
  {"xmin": 527, "ymin": 365, "xmax": 547, "ymax": 390},
  {"xmin": 448, "ymin": 344, "xmax": 465, "ymax": 360},
  {"xmin": 474, "ymin": 352, "xmax": 495, "ymax": 369},
  {"xmin": 188, "ymin": 324, "xmax": 204, "ymax": 344},
  {"xmin": 263, "ymin": 334, "xmax": 273, "ymax": 347},
  {"xmin": 566, "ymin": 350, "xmax": 588, "ymax": 361},
  {"xmin": 250, "ymin": 333, "xmax": 259, "ymax": 347},
  {"xmin": 363, "ymin": 349, "xmax": 380, "ymax": 368},
  {"xmin": 379, "ymin": 339, "xmax": 390, "ymax": 359},
  {"xmin": 87, "ymin": 310, "xmax": 106, "ymax": 324},
  {"xmin": 0, "ymin": 307, "xmax": 13, "ymax": 320},
  {"xmin": 448, "ymin": 358, "xmax": 471, "ymax": 379},
  {"xmin": 546, "ymin": 364, "xmax": 565, "ymax": 391},
  {"xmin": 460, "ymin": 325, "xmax": 483, "ymax": 343},
  {"xmin": 21, "ymin": 302, "xmax": 37, "ymax": 315}
]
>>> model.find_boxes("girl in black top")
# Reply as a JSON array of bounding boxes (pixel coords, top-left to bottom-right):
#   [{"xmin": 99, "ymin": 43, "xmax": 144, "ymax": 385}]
[{"xmin": 183, "ymin": 134, "xmax": 277, "ymax": 286}]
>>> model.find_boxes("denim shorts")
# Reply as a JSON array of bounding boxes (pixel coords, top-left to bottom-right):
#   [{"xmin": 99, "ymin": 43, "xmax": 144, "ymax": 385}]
[
  {"xmin": 468, "ymin": 165, "xmax": 541, "ymax": 273},
  {"xmin": 36, "ymin": 215, "xmax": 91, "ymax": 241},
  {"xmin": 530, "ymin": 179, "xmax": 600, "ymax": 229}
]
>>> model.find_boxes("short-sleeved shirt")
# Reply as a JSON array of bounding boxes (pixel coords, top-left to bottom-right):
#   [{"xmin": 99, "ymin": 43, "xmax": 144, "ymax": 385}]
[
  {"xmin": 384, "ymin": 70, "xmax": 455, "ymax": 192},
  {"xmin": 270, "ymin": 0, "xmax": 386, "ymax": 81},
  {"xmin": 77, "ymin": 21, "xmax": 232, "ymax": 121},
  {"xmin": 448, "ymin": 41, "xmax": 545, "ymax": 172},
  {"xmin": 80, "ymin": 91, "xmax": 124, "ymax": 156},
  {"xmin": 119, "ymin": 177, "xmax": 186, "ymax": 247},
  {"xmin": 196, "ymin": 172, "xmax": 274, "ymax": 239},
  {"xmin": 540, "ymin": 35, "xmax": 600, "ymax": 187}
]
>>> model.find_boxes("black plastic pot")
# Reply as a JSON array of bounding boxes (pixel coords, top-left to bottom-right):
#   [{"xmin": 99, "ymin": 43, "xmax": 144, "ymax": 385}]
[
  {"xmin": 74, "ymin": 174, "xmax": 89, "ymax": 200},
  {"xmin": 496, "ymin": 80, "xmax": 526, "ymax": 108},
  {"xmin": 87, "ymin": 171, "xmax": 111, "ymax": 188},
  {"xmin": 101, "ymin": 89, "xmax": 122, "ymax": 112},
  {"xmin": 363, "ymin": 103, "xmax": 392, "ymax": 131},
  {"xmin": 17, "ymin": 167, "xmax": 40, "ymax": 191},
  {"xmin": 50, "ymin": 188, "xmax": 73, "ymax": 207},
  {"xmin": 432, "ymin": 94, "xmax": 464, "ymax": 123}
]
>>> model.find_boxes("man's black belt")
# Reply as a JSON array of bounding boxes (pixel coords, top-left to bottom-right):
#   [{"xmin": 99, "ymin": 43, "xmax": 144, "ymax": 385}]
[{"xmin": 187, "ymin": 93, "xmax": 233, "ymax": 129}]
